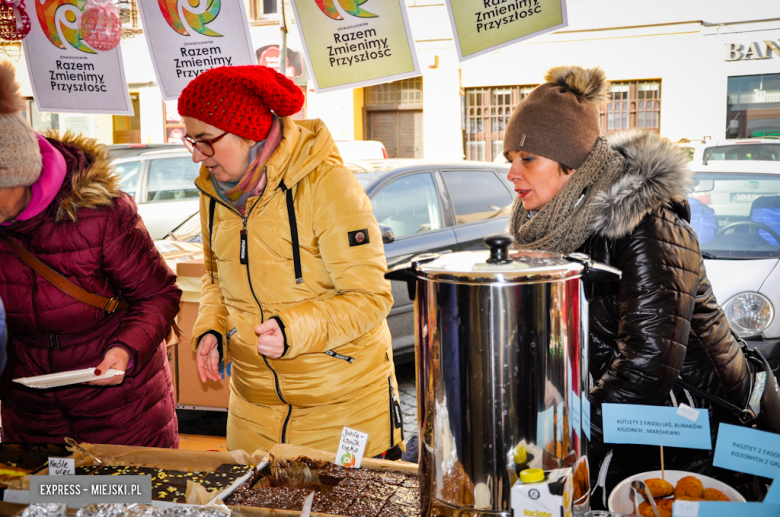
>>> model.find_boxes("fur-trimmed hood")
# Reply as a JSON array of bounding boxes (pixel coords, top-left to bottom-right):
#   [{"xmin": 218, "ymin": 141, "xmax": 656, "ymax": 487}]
[
  {"xmin": 590, "ymin": 129, "xmax": 693, "ymax": 240},
  {"xmin": 43, "ymin": 131, "xmax": 121, "ymax": 222}
]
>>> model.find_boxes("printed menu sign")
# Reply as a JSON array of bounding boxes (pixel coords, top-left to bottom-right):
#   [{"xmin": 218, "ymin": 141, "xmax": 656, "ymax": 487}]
[
  {"xmin": 712, "ymin": 423, "xmax": 780, "ymax": 478},
  {"xmin": 672, "ymin": 501, "xmax": 780, "ymax": 517},
  {"xmin": 21, "ymin": 0, "xmax": 133, "ymax": 114},
  {"xmin": 602, "ymin": 403, "xmax": 712, "ymax": 450},
  {"xmin": 444, "ymin": 0, "xmax": 568, "ymax": 62},
  {"xmin": 290, "ymin": 0, "xmax": 420, "ymax": 93},
  {"xmin": 135, "ymin": 0, "xmax": 255, "ymax": 100}
]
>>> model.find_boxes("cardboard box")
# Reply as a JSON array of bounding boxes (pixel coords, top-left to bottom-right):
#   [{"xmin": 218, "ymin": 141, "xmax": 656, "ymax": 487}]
[
  {"xmin": 176, "ymin": 259, "xmax": 231, "ymax": 409},
  {"xmin": 67, "ymin": 442, "xmax": 268, "ymax": 506},
  {"xmin": 511, "ymin": 468, "xmax": 573, "ymax": 517},
  {"xmin": 155, "ymin": 241, "xmax": 205, "ymax": 274}
]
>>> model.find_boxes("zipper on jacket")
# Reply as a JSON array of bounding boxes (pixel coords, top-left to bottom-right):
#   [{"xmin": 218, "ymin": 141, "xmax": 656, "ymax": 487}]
[
  {"xmin": 388, "ymin": 377, "xmax": 404, "ymax": 447},
  {"xmin": 242, "ymin": 197, "xmax": 293, "ymax": 444},
  {"xmin": 198, "ymin": 180, "xmax": 293, "ymax": 443}
]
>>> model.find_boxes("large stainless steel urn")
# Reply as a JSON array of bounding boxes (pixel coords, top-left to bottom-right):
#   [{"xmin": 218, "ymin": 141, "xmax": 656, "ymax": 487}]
[{"xmin": 386, "ymin": 235, "xmax": 621, "ymax": 517}]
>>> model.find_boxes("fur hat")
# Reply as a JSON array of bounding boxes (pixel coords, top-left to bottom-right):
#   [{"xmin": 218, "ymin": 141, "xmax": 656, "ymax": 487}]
[
  {"xmin": 178, "ymin": 65, "xmax": 304, "ymax": 141},
  {"xmin": 503, "ymin": 66, "xmax": 609, "ymax": 169},
  {"xmin": 0, "ymin": 60, "xmax": 42, "ymax": 188}
]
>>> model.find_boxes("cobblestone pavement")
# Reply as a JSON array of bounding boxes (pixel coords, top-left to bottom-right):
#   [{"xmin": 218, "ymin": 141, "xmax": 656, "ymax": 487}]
[{"xmin": 396, "ymin": 362, "xmax": 418, "ymax": 439}]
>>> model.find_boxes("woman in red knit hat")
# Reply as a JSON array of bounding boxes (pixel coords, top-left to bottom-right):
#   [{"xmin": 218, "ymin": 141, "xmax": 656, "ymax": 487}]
[{"xmin": 179, "ymin": 65, "xmax": 403, "ymax": 457}]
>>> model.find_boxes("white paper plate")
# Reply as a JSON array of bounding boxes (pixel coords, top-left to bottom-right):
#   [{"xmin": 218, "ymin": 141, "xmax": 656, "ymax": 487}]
[
  {"xmin": 13, "ymin": 367, "xmax": 125, "ymax": 389},
  {"xmin": 607, "ymin": 469, "xmax": 745, "ymax": 514}
]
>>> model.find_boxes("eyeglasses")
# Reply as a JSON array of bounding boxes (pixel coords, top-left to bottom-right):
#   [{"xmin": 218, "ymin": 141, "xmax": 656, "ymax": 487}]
[{"xmin": 183, "ymin": 132, "xmax": 229, "ymax": 157}]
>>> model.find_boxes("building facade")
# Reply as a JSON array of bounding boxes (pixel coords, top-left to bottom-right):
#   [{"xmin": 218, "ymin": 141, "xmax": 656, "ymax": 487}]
[{"xmin": 5, "ymin": 0, "xmax": 780, "ymax": 161}]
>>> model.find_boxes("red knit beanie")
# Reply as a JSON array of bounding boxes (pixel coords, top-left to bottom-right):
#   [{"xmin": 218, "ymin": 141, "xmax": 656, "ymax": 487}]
[{"xmin": 178, "ymin": 65, "xmax": 304, "ymax": 141}]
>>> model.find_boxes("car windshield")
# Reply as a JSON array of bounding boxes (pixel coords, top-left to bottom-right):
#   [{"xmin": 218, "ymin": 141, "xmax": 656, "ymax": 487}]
[
  {"xmin": 703, "ymin": 143, "xmax": 780, "ymax": 162},
  {"xmin": 353, "ymin": 172, "xmax": 381, "ymax": 189},
  {"xmin": 113, "ymin": 160, "xmax": 142, "ymax": 197},
  {"xmin": 689, "ymin": 173, "xmax": 780, "ymax": 259}
]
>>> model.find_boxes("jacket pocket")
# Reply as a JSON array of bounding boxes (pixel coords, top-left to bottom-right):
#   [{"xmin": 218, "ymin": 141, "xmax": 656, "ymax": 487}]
[
  {"xmin": 388, "ymin": 376, "xmax": 404, "ymax": 447},
  {"xmin": 324, "ymin": 350, "xmax": 355, "ymax": 363},
  {"xmin": 121, "ymin": 377, "xmax": 141, "ymax": 404}
]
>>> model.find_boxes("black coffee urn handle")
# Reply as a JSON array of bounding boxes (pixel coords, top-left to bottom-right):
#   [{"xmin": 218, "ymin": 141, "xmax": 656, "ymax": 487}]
[
  {"xmin": 484, "ymin": 234, "xmax": 514, "ymax": 264},
  {"xmin": 385, "ymin": 253, "xmax": 439, "ymax": 301}
]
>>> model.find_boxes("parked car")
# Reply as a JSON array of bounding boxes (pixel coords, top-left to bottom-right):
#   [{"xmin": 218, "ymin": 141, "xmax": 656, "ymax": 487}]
[
  {"xmin": 334, "ymin": 140, "xmax": 388, "ymax": 161},
  {"xmin": 687, "ymin": 160, "xmax": 780, "ymax": 376},
  {"xmin": 156, "ymin": 161, "xmax": 514, "ymax": 362},
  {"xmin": 702, "ymin": 138, "xmax": 780, "ymax": 163},
  {"xmin": 111, "ymin": 147, "xmax": 201, "ymax": 240},
  {"xmin": 107, "ymin": 143, "xmax": 183, "ymax": 162}
]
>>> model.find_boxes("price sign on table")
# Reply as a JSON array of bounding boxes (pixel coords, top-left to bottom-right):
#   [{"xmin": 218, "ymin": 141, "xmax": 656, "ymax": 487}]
[
  {"xmin": 673, "ymin": 501, "xmax": 780, "ymax": 516},
  {"xmin": 713, "ymin": 423, "xmax": 780, "ymax": 478},
  {"xmin": 602, "ymin": 403, "xmax": 711, "ymax": 449}
]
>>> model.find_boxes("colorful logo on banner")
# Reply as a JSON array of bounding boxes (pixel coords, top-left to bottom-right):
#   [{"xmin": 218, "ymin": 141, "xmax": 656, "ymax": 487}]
[
  {"xmin": 35, "ymin": 0, "xmax": 95, "ymax": 53},
  {"xmin": 157, "ymin": 0, "xmax": 222, "ymax": 37},
  {"xmin": 315, "ymin": 0, "xmax": 376, "ymax": 20}
]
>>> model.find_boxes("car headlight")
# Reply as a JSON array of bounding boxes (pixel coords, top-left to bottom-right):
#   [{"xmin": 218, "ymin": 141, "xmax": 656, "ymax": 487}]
[{"xmin": 722, "ymin": 292, "xmax": 774, "ymax": 338}]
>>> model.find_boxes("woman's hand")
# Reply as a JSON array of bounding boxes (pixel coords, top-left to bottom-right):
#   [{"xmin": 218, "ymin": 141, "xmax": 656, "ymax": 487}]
[
  {"xmin": 255, "ymin": 319, "xmax": 284, "ymax": 359},
  {"xmin": 87, "ymin": 347, "xmax": 130, "ymax": 386},
  {"xmin": 196, "ymin": 333, "xmax": 222, "ymax": 383}
]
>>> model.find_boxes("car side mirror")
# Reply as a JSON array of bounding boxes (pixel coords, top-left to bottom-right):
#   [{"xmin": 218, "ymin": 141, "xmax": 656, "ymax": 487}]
[{"xmin": 378, "ymin": 223, "xmax": 395, "ymax": 244}]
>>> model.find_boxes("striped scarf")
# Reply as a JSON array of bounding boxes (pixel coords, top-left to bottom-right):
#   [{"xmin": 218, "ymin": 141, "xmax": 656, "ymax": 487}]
[{"xmin": 213, "ymin": 116, "xmax": 282, "ymax": 214}]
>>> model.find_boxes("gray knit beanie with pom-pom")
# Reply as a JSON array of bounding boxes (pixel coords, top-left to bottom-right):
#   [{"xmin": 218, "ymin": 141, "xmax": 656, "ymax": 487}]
[
  {"xmin": 503, "ymin": 66, "xmax": 609, "ymax": 170},
  {"xmin": 0, "ymin": 59, "xmax": 42, "ymax": 188}
]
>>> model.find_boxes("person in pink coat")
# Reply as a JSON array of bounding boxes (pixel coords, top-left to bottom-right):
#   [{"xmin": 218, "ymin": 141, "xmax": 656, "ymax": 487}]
[{"xmin": 0, "ymin": 61, "xmax": 180, "ymax": 446}]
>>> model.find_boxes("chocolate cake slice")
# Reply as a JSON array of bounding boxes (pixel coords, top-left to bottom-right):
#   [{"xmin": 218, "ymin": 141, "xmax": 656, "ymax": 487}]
[
  {"xmin": 363, "ymin": 482, "xmax": 397, "ymax": 501},
  {"xmin": 199, "ymin": 471, "xmax": 242, "ymax": 489},
  {"xmin": 152, "ymin": 483, "xmax": 187, "ymax": 503},
  {"xmin": 390, "ymin": 487, "xmax": 420, "ymax": 510},
  {"xmin": 215, "ymin": 464, "xmax": 253, "ymax": 475},
  {"xmin": 345, "ymin": 497, "xmax": 385, "ymax": 517},
  {"xmin": 381, "ymin": 501, "xmax": 420, "ymax": 517}
]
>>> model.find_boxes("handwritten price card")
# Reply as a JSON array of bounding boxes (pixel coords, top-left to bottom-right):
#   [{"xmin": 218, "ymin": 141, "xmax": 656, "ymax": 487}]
[
  {"xmin": 713, "ymin": 423, "xmax": 780, "ymax": 478},
  {"xmin": 602, "ymin": 403, "xmax": 711, "ymax": 449},
  {"xmin": 48, "ymin": 458, "xmax": 74, "ymax": 476},
  {"xmin": 336, "ymin": 427, "xmax": 368, "ymax": 469}
]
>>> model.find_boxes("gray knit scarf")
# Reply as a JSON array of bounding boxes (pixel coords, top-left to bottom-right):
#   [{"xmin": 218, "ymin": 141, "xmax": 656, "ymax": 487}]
[{"xmin": 509, "ymin": 136, "xmax": 626, "ymax": 254}]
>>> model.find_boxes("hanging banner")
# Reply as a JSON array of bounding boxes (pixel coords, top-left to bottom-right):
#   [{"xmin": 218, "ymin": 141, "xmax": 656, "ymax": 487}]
[
  {"xmin": 134, "ymin": 0, "xmax": 255, "ymax": 101},
  {"xmin": 21, "ymin": 0, "xmax": 133, "ymax": 114},
  {"xmin": 290, "ymin": 0, "xmax": 420, "ymax": 93},
  {"xmin": 445, "ymin": 0, "xmax": 568, "ymax": 62}
]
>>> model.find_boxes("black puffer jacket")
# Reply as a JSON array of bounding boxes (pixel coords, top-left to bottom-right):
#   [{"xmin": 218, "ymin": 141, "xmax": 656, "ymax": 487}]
[{"xmin": 578, "ymin": 131, "xmax": 757, "ymax": 506}]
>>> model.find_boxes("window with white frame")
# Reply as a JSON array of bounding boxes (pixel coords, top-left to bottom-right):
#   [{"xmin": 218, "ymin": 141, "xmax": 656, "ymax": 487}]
[{"xmin": 599, "ymin": 80, "xmax": 661, "ymax": 133}]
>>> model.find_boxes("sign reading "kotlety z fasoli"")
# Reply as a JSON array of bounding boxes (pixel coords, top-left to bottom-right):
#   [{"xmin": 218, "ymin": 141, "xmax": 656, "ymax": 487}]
[
  {"xmin": 30, "ymin": 476, "xmax": 151, "ymax": 504},
  {"xmin": 602, "ymin": 403, "xmax": 712, "ymax": 449}
]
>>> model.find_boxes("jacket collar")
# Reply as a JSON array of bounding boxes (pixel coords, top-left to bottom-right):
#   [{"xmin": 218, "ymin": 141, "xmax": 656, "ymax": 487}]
[
  {"xmin": 589, "ymin": 129, "xmax": 694, "ymax": 240},
  {"xmin": 195, "ymin": 117, "xmax": 338, "ymax": 209},
  {"xmin": 4, "ymin": 132, "xmax": 119, "ymax": 233}
]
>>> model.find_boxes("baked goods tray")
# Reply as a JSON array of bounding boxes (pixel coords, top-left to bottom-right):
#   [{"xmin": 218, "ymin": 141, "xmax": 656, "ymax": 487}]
[{"xmin": 202, "ymin": 460, "xmax": 268, "ymax": 507}]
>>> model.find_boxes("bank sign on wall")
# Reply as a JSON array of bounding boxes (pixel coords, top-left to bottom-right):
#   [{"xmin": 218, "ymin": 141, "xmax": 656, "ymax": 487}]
[
  {"xmin": 445, "ymin": 0, "xmax": 568, "ymax": 61},
  {"xmin": 724, "ymin": 40, "xmax": 780, "ymax": 61},
  {"xmin": 21, "ymin": 0, "xmax": 133, "ymax": 114},
  {"xmin": 135, "ymin": 0, "xmax": 256, "ymax": 100},
  {"xmin": 290, "ymin": 0, "xmax": 419, "ymax": 93}
]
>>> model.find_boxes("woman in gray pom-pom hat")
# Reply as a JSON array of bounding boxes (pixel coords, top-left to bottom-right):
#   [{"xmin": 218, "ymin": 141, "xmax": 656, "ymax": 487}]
[{"xmin": 502, "ymin": 65, "xmax": 762, "ymax": 504}]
